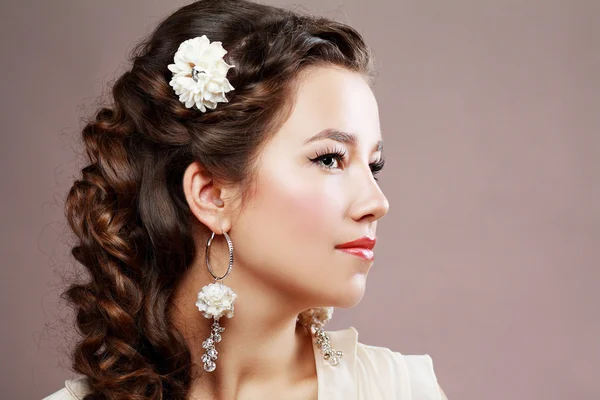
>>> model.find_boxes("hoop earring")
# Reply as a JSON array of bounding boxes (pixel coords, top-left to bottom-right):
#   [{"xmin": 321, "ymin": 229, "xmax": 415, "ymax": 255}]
[{"xmin": 195, "ymin": 230, "xmax": 237, "ymax": 373}]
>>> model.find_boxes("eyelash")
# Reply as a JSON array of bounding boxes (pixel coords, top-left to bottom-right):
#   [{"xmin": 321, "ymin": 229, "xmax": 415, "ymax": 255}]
[{"xmin": 308, "ymin": 145, "xmax": 385, "ymax": 181}]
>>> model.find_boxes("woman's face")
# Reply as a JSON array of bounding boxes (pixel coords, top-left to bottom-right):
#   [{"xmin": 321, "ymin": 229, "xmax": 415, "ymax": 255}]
[{"xmin": 229, "ymin": 66, "xmax": 389, "ymax": 309}]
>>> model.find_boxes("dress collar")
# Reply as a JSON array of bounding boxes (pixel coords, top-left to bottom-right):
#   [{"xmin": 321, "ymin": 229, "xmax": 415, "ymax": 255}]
[{"xmin": 313, "ymin": 326, "xmax": 359, "ymax": 400}]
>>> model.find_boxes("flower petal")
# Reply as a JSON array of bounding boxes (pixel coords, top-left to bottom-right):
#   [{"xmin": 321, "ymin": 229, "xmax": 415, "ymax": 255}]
[{"xmin": 168, "ymin": 35, "xmax": 235, "ymax": 113}]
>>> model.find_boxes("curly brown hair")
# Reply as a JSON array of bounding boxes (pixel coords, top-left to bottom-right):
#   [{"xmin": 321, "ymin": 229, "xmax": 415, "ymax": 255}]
[{"xmin": 62, "ymin": 0, "xmax": 376, "ymax": 398}]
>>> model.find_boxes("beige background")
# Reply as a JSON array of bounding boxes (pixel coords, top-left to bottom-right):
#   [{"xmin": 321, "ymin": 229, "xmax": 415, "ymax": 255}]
[{"xmin": 1, "ymin": 0, "xmax": 598, "ymax": 399}]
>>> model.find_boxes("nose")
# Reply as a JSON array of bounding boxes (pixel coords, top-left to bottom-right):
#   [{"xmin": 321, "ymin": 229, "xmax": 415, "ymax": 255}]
[{"xmin": 349, "ymin": 169, "xmax": 390, "ymax": 223}]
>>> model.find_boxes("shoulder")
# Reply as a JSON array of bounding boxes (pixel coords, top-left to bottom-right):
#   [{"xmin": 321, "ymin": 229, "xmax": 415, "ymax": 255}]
[
  {"xmin": 355, "ymin": 341, "xmax": 443, "ymax": 400},
  {"xmin": 41, "ymin": 377, "xmax": 91, "ymax": 400}
]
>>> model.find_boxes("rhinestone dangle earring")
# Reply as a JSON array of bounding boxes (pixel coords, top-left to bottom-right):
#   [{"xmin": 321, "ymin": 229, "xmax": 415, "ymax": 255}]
[
  {"xmin": 298, "ymin": 307, "xmax": 343, "ymax": 366},
  {"xmin": 195, "ymin": 230, "xmax": 237, "ymax": 372}
]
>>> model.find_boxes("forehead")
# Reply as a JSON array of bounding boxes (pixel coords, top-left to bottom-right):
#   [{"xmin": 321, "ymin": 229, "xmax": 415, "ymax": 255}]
[{"xmin": 276, "ymin": 66, "xmax": 381, "ymax": 147}]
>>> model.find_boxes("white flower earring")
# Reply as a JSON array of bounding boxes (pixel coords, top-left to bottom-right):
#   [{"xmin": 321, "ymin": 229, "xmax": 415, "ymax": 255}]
[{"xmin": 195, "ymin": 230, "xmax": 237, "ymax": 372}]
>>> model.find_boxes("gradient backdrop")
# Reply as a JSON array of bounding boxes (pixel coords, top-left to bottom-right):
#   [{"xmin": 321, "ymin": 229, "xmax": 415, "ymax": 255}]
[{"xmin": 1, "ymin": 0, "xmax": 598, "ymax": 399}]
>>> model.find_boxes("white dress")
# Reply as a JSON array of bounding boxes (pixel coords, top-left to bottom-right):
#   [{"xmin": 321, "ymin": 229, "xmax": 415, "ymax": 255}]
[{"xmin": 42, "ymin": 327, "xmax": 442, "ymax": 399}]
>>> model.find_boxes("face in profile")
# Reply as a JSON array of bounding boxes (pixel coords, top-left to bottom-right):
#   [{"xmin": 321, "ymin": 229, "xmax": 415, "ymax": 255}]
[{"xmin": 229, "ymin": 65, "xmax": 389, "ymax": 310}]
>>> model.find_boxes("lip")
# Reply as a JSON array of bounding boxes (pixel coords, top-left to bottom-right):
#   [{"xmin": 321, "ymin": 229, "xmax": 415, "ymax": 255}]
[
  {"xmin": 336, "ymin": 247, "xmax": 374, "ymax": 261},
  {"xmin": 335, "ymin": 236, "xmax": 376, "ymax": 250},
  {"xmin": 335, "ymin": 236, "xmax": 376, "ymax": 261}
]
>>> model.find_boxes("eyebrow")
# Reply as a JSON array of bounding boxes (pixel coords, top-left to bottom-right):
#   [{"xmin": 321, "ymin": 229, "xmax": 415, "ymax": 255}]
[{"xmin": 303, "ymin": 128, "xmax": 384, "ymax": 152}]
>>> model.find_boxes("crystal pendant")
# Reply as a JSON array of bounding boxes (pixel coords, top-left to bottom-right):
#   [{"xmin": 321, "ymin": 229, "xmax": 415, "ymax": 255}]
[
  {"xmin": 313, "ymin": 325, "xmax": 343, "ymax": 366},
  {"xmin": 201, "ymin": 317, "xmax": 226, "ymax": 372},
  {"xmin": 203, "ymin": 359, "xmax": 216, "ymax": 372}
]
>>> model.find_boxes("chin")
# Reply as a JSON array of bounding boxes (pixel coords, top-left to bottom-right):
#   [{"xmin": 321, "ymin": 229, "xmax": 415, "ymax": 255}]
[{"xmin": 328, "ymin": 273, "xmax": 368, "ymax": 308}]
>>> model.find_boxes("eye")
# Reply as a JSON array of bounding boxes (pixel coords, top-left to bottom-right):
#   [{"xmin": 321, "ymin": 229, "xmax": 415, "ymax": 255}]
[
  {"xmin": 308, "ymin": 146, "xmax": 386, "ymax": 182},
  {"xmin": 370, "ymin": 158, "xmax": 385, "ymax": 182},
  {"xmin": 308, "ymin": 145, "xmax": 347, "ymax": 170}
]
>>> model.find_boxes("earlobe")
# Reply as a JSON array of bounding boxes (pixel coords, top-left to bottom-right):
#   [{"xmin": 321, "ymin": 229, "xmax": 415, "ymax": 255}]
[{"xmin": 183, "ymin": 161, "xmax": 227, "ymax": 233}]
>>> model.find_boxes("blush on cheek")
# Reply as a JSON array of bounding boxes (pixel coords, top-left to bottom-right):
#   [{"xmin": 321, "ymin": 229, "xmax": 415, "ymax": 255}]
[
  {"xmin": 290, "ymin": 195, "xmax": 330, "ymax": 236},
  {"xmin": 259, "ymin": 172, "xmax": 336, "ymax": 241}
]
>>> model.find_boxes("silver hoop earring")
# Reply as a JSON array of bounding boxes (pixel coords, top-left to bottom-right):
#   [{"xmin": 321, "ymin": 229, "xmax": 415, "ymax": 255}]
[{"xmin": 195, "ymin": 230, "xmax": 237, "ymax": 373}]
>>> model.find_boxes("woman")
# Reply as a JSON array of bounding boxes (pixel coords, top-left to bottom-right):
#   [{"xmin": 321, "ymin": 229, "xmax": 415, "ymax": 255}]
[{"xmin": 44, "ymin": 0, "xmax": 447, "ymax": 399}]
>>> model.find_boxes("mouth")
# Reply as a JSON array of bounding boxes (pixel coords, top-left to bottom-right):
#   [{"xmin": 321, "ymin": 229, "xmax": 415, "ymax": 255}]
[{"xmin": 335, "ymin": 236, "xmax": 376, "ymax": 261}]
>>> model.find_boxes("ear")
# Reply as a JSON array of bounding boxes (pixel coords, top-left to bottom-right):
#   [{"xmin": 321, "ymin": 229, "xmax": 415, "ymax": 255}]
[{"xmin": 182, "ymin": 161, "xmax": 237, "ymax": 234}]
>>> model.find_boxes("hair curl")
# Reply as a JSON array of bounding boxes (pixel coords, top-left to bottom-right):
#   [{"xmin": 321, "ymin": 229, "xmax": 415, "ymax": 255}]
[{"xmin": 62, "ymin": 0, "xmax": 375, "ymax": 398}]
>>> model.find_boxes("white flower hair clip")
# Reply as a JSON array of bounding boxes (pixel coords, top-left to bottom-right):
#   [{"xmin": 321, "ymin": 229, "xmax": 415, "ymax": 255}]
[{"xmin": 167, "ymin": 35, "xmax": 235, "ymax": 112}]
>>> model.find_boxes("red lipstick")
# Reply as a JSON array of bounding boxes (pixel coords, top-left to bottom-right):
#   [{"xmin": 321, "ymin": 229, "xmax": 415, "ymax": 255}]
[{"xmin": 335, "ymin": 236, "xmax": 376, "ymax": 260}]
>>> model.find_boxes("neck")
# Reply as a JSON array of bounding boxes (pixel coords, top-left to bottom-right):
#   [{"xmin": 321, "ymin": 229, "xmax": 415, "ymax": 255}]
[{"xmin": 169, "ymin": 260, "xmax": 318, "ymax": 399}]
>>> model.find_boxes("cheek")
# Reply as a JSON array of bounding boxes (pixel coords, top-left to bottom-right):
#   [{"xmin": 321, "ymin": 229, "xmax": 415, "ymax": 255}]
[
  {"xmin": 232, "ymin": 154, "xmax": 348, "ymax": 284},
  {"xmin": 260, "ymin": 171, "xmax": 338, "ymax": 240}
]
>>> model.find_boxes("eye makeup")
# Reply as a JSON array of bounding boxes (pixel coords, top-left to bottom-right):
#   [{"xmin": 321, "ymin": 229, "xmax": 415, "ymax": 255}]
[{"xmin": 307, "ymin": 145, "xmax": 385, "ymax": 181}]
